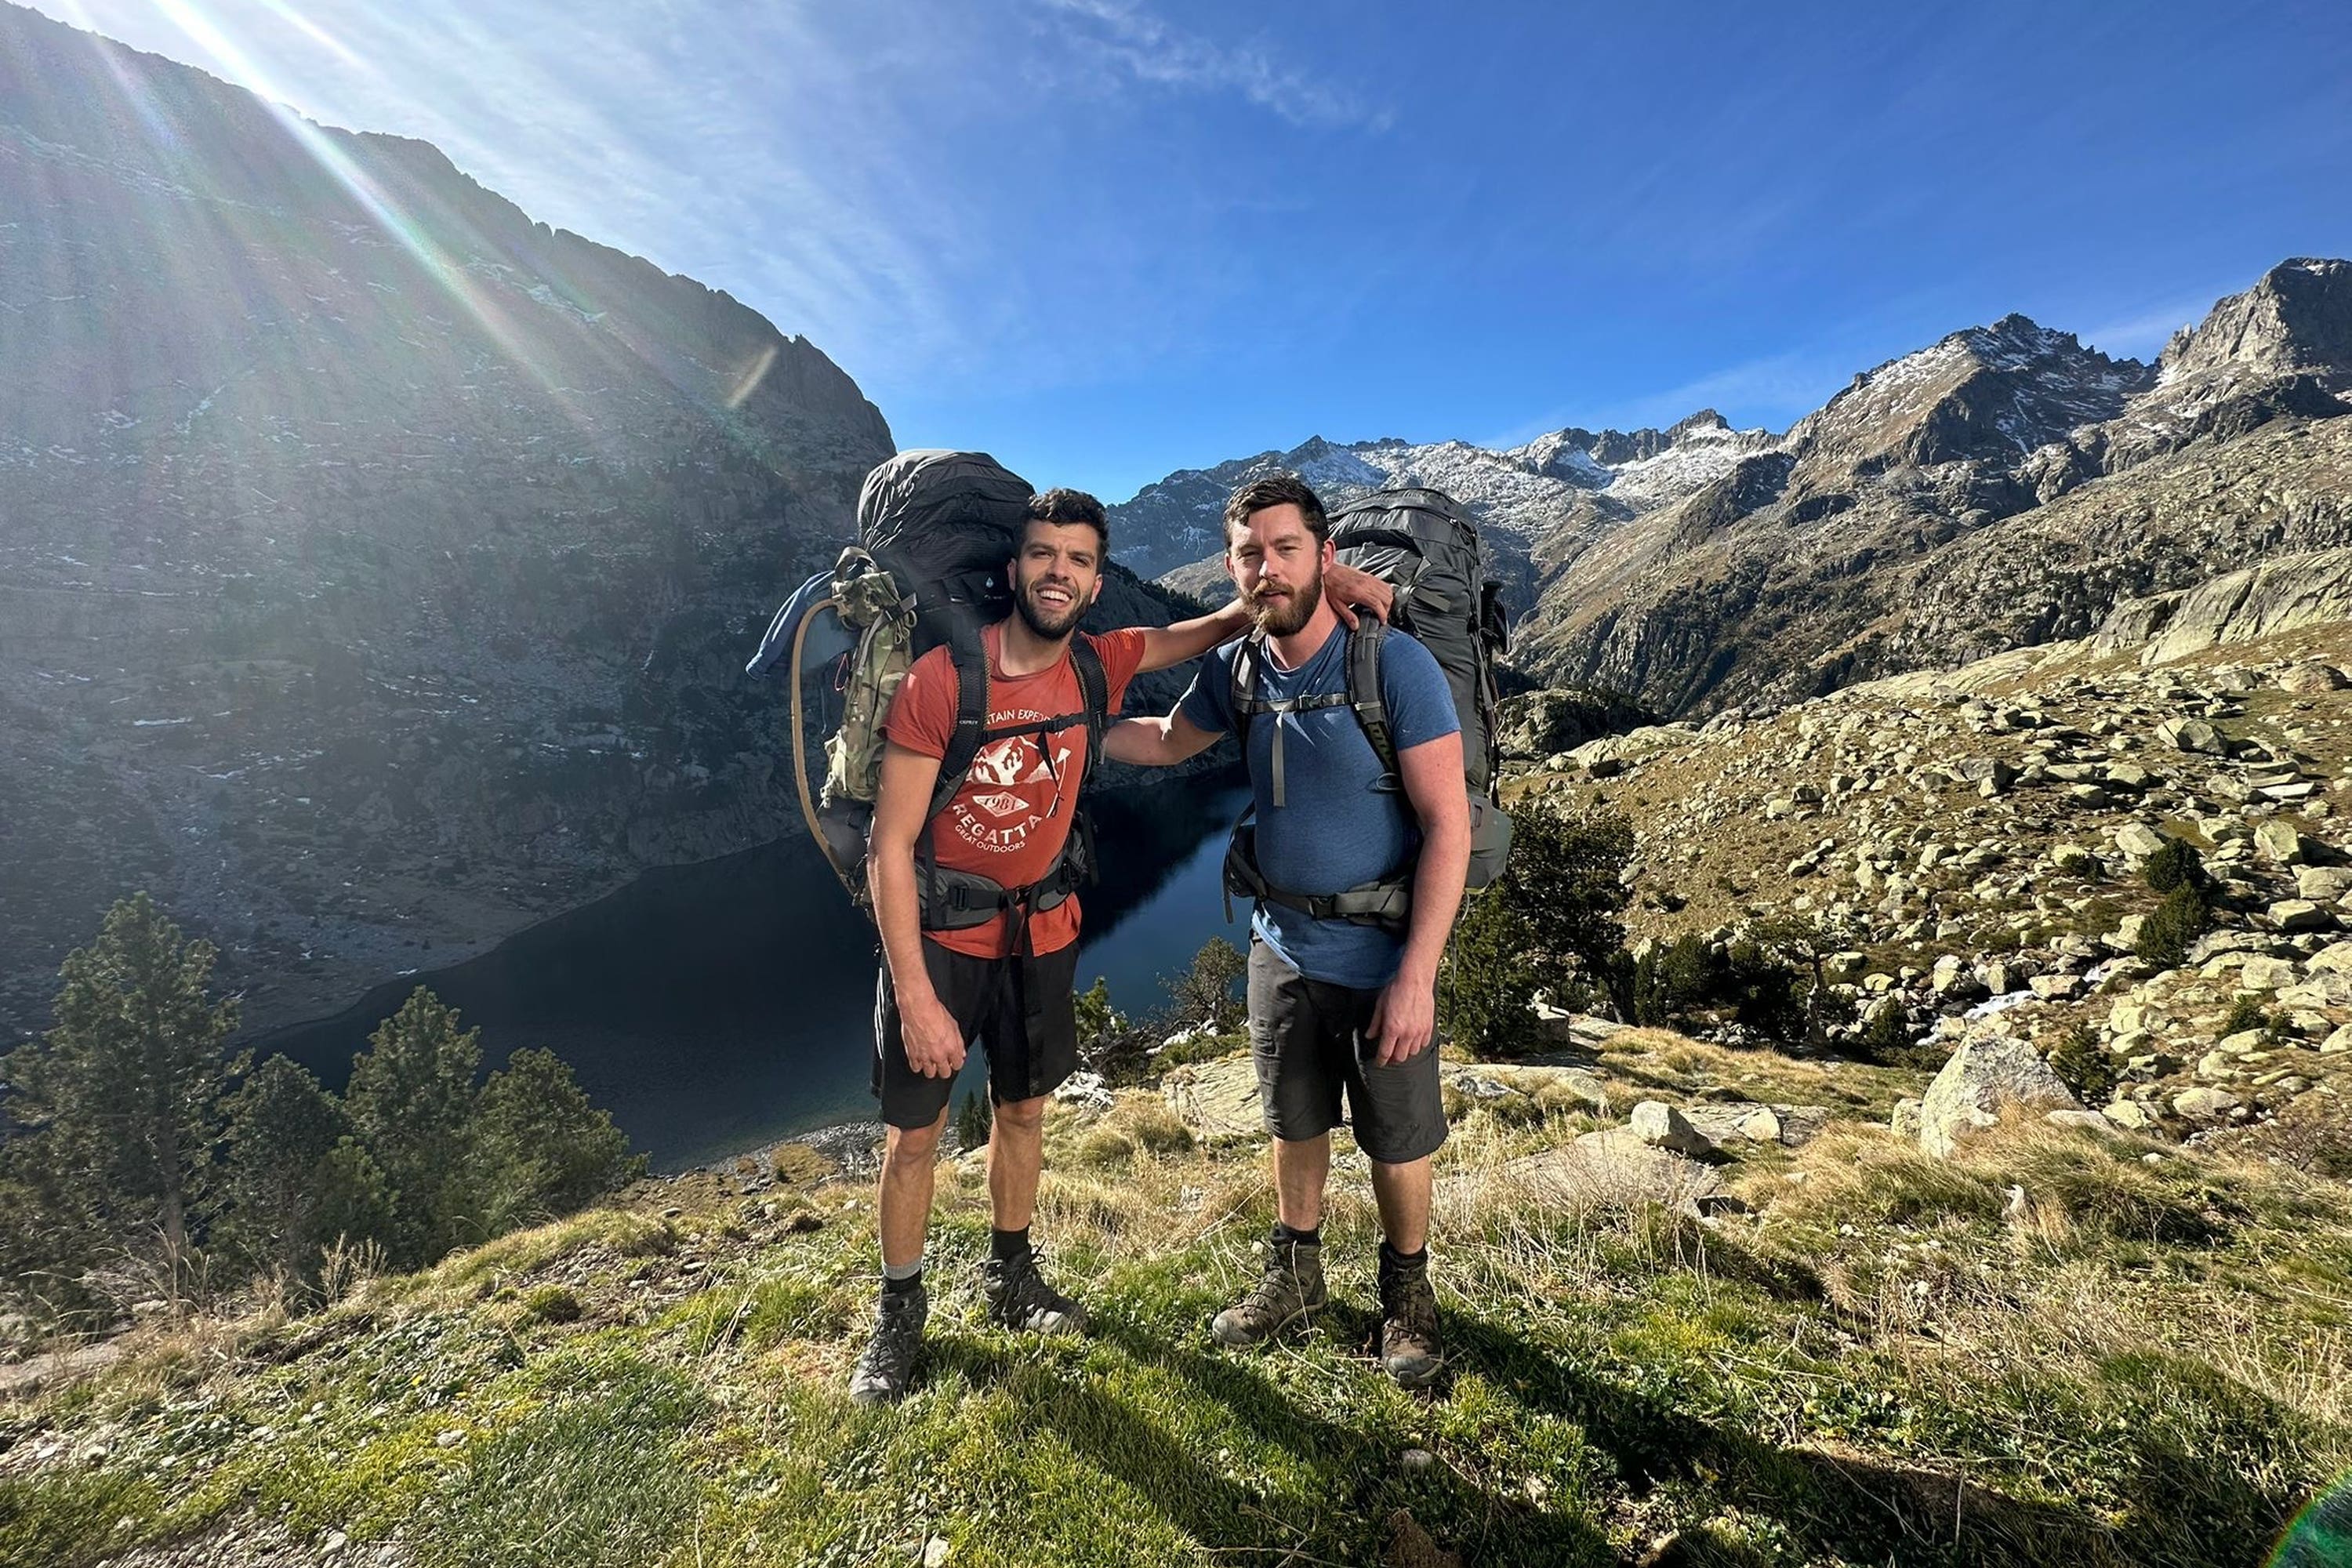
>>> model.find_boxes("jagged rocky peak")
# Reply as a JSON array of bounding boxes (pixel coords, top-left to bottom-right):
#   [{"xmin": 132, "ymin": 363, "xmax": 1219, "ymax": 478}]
[
  {"xmin": 2158, "ymin": 257, "xmax": 2352, "ymax": 389},
  {"xmin": 1665, "ymin": 408, "xmax": 1734, "ymax": 441},
  {"xmin": 1515, "ymin": 408, "xmax": 1764, "ymax": 485},
  {"xmin": 1788, "ymin": 312, "xmax": 2151, "ymax": 473}
]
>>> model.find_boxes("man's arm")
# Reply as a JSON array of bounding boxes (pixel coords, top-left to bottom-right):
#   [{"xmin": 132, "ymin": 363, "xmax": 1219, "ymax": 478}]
[
  {"xmin": 867, "ymin": 739, "xmax": 966, "ymax": 1080},
  {"xmin": 1104, "ymin": 708, "xmax": 1224, "ymax": 768},
  {"xmin": 1368, "ymin": 733, "xmax": 1472, "ymax": 1065},
  {"xmin": 1132, "ymin": 561, "xmax": 1394, "ymax": 674}
]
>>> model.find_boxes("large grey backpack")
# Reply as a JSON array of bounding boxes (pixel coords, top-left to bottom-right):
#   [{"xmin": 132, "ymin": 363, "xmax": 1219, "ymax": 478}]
[{"xmin": 1327, "ymin": 487, "xmax": 1508, "ymax": 797}]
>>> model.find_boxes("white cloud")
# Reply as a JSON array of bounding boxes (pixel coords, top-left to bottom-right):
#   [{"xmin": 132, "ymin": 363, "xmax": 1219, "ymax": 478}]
[{"xmin": 1029, "ymin": 0, "xmax": 1390, "ymax": 129}]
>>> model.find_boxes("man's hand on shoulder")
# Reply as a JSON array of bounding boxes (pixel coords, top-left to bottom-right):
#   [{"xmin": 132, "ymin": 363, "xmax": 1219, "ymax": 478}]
[{"xmin": 1322, "ymin": 559, "xmax": 1393, "ymax": 630}]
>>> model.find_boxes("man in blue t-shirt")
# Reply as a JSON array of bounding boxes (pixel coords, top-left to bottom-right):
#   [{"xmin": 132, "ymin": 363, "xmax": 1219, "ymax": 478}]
[{"xmin": 1106, "ymin": 474, "xmax": 1472, "ymax": 1388}]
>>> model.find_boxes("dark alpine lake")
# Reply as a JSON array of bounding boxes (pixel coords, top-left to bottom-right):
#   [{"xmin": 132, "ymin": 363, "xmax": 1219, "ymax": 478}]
[{"xmin": 258, "ymin": 780, "xmax": 1248, "ymax": 1171}]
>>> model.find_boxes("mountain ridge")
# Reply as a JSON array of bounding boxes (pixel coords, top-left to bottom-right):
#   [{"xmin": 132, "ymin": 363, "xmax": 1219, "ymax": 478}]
[{"xmin": 1115, "ymin": 257, "xmax": 2352, "ymax": 723}]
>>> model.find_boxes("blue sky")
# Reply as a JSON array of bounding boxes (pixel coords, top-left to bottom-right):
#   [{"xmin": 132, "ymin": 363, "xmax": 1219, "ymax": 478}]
[{"xmin": 31, "ymin": 0, "xmax": 2352, "ymax": 500}]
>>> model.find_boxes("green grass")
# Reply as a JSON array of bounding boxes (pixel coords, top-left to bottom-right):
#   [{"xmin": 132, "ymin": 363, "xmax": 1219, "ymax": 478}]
[{"xmin": 5, "ymin": 1094, "xmax": 2351, "ymax": 1568}]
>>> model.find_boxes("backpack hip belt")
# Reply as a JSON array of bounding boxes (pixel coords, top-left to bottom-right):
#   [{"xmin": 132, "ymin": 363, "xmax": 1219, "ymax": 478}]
[
  {"xmin": 1222, "ymin": 821, "xmax": 1410, "ymax": 934},
  {"xmin": 918, "ymin": 841, "xmax": 1090, "ymax": 935}
]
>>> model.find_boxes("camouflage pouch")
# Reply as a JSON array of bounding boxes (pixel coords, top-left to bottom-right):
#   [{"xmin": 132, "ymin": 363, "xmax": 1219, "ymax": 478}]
[{"xmin": 822, "ymin": 546, "xmax": 916, "ymax": 808}]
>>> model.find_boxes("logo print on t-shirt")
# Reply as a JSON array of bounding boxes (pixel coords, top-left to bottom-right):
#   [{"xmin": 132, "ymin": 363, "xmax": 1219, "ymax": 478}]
[{"xmin": 948, "ymin": 711, "xmax": 1075, "ymax": 852}]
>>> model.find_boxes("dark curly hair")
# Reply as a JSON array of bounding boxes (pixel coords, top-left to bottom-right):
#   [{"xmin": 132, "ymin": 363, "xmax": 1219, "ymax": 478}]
[{"xmin": 1025, "ymin": 488, "xmax": 1108, "ymax": 549}]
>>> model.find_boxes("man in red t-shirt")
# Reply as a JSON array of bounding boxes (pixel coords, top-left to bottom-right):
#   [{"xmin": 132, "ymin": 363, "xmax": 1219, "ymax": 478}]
[{"xmin": 848, "ymin": 486, "xmax": 1388, "ymax": 1404}]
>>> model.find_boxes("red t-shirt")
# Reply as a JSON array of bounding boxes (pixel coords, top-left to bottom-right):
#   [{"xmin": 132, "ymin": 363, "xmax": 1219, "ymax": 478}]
[{"xmin": 883, "ymin": 625, "xmax": 1148, "ymax": 958}]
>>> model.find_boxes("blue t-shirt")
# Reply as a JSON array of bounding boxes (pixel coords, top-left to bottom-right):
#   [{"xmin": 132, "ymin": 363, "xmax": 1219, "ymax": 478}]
[{"xmin": 1180, "ymin": 624, "xmax": 1461, "ymax": 989}]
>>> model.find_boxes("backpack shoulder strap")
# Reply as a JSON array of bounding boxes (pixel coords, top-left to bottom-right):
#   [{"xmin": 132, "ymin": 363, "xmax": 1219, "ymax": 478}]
[
  {"xmin": 1070, "ymin": 635, "xmax": 1110, "ymax": 797},
  {"xmin": 1347, "ymin": 622, "xmax": 1399, "ymax": 782},
  {"xmin": 1230, "ymin": 633, "xmax": 1266, "ymax": 753},
  {"xmin": 927, "ymin": 617, "xmax": 990, "ymax": 823}
]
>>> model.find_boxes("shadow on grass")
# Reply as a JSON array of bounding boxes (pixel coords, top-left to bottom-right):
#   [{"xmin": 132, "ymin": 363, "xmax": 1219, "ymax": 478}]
[
  {"xmin": 1439, "ymin": 1310, "xmax": 2305, "ymax": 1568},
  {"xmin": 927, "ymin": 1325, "xmax": 1617, "ymax": 1566},
  {"xmin": 1679, "ymin": 1225, "xmax": 1826, "ymax": 1305}
]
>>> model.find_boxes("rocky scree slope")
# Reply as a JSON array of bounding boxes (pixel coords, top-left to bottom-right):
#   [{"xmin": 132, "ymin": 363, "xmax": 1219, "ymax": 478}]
[
  {"xmin": 1, "ymin": 5, "xmax": 1085, "ymax": 1041},
  {"xmin": 1518, "ymin": 583, "xmax": 2352, "ymax": 1151}
]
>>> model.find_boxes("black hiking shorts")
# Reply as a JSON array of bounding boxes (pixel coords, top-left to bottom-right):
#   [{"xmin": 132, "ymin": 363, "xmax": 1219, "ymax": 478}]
[
  {"xmin": 1247, "ymin": 939, "xmax": 1447, "ymax": 1164},
  {"xmin": 873, "ymin": 938, "xmax": 1080, "ymax": 1130}
]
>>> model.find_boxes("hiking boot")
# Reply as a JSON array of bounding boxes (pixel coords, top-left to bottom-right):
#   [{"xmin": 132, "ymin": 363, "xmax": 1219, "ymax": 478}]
[
  {"xmin": 984, "ymin": 1249, "xmax": 1088, "ymax": 1334},
  {"xmin": 848, "ymin": 1282, "xmax": 927, "ymax": 1405},
  {"xmin": 1377, "ymin": 1248, "xmax": 1443, "ymax": 1390},
  {"xmin": 1211, "ymin": 1234, "xmax": 1326, "ymax": 1347}
]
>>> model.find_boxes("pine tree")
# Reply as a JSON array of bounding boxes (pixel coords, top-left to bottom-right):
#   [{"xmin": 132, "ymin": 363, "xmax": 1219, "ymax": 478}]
[
  {"xmin": 1166, "ymin": 938, "xmax": 1247, "ymax": 1032},
  {"xmin": 1438, "ymin": 885, "xmax": 1540, "ymax": 1056},
  {"xmin": 1492, "ymin": 797, "xmax": 1636, "ymax": 1018},
  {"xmin": 345, "ymin": 986, "xmax": 483, "ymax": 1266},
  {"xmin": 5, "ymin": 893, "xmax": 245, "ymax": 1302},
  {"xmin": 217, "ymin": 1055, "xmax": 390, "ymax": 1286},
  {"xmin": 472, "ymin": 1047, "xmax": 644, "ymax": 1234},
  {"xmin": 2136, "ymin": 882, "xmax": 2213, "ymax": 971}
]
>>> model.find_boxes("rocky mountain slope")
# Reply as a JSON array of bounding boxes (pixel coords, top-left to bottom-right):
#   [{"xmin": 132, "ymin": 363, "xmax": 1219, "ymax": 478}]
[
  {"xmin": 2, "ymin": 6, "xmax": 916, "ymax": 1040},
  {"xmin": 1119, "ymin": 260, "xmax": 2352, "ymax": 731},
  {"xmin": 0, "ymin": 5, "xmax": 1203, "ymax": 1041},
  {"xmin": 1517, "ymin": 262, "xmax": 2352, "ymax": 714},
  {"xmin": 1522, "ymin": 565, "xmax": 2352, "ymax": 1146}
]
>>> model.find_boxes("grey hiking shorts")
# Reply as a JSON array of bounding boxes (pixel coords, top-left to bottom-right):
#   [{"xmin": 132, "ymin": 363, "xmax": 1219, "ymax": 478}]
[{"xmin": 1246, "ymin": 939, "xmax": 1447, "ymax": 1164}]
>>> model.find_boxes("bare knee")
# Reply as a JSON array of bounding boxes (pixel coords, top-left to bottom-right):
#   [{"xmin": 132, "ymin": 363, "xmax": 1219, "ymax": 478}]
[
  {"xmin": 885, "ymin": 1114, "xmax": 947, "ymax": 1167},
  {"xmin": 991, "ymin": 1095, "xmax": 1045, "ymax": 1135}
]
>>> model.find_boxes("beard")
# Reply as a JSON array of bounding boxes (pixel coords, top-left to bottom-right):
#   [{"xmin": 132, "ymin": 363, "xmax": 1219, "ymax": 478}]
[
  {"xmin": 1013, "ymin": 575, "xmax": 1086, "ymax": 640},
  {"xmin": 1245, "ymin": 568, "xmax": 1322, "ymax": 638}
]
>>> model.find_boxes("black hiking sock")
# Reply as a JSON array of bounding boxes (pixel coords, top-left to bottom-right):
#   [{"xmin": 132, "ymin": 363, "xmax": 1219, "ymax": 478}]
[
  {"xmin": 1379, "ymin": 1241, "xmax": 1427, "ymax": 1270},
  {"xmin": 1272, "ymin": 1222, "xmax": 1321, "ymax": 1249},
  {"xmin": 990, "ymin": 1226, "xmax": 1033, "ymax": 1264},
  {"xmin": 882, "ymin": 1269, "xmax": 924, "ymax": 1297}
]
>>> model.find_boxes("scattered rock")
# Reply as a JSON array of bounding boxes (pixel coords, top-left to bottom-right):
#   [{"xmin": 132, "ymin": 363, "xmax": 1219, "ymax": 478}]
[
  {"xmin": 2172, "ymin": 1087, "xmax": 2241, "ymax": 1120},
  {"xmin": 2280, "ymin": 662, "xmax": 2349, "ymax": 694},
  {"xmin": 2256, "ymin": 819, "xmax": 2312, "ymax": 864},
  {"xmin": 1163, "ymin": 1056, "xmax": 1262, "ymax": 1142},
  {"xmin": 1917, "ymin": 1035, "xmax": 2085, "ymax": 1157},
  {"xmin": 2271, "ymin": 899, "xmax": 2337, "ymax": 934},
  {"xmin": 1628, "ymin": 1100, "xmax": 1716, "ymax": 1157},
  {"xmin": 2296, "ymin": 866, "xmax": 2352, "ymax": 903},
  {"xmin": 2157, "ymin": 717, "xmax": 2226, "ymax": 755},
  {"xmin": 1051, "ymin": 1071, "xmax": 1115, "ymax": 1113},
  {"xmin": 2241, "ymin": 956, "xmax": 2300, "ymax": 990}
]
